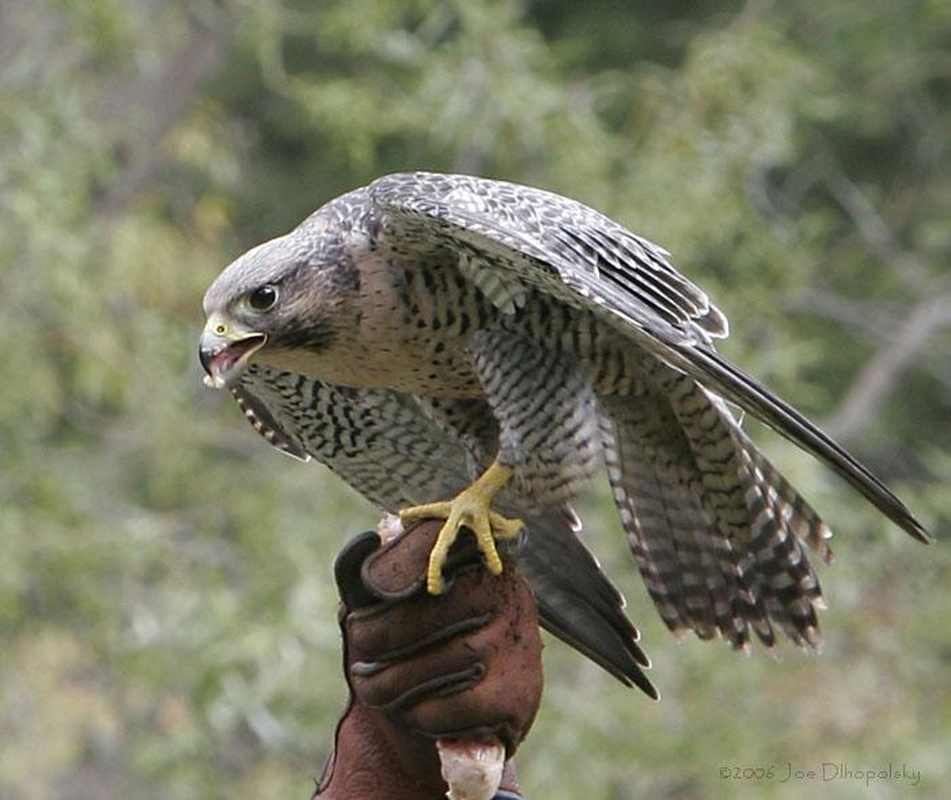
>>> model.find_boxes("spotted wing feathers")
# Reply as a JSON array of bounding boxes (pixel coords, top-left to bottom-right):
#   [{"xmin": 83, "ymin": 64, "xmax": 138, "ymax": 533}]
[
  {"xmin": 371, "ymin": 171, "xmax": 727, "ymax": 344},
  {"xmin": 370, "ymin": 171, "xmax": 928, "ymax": 545}
]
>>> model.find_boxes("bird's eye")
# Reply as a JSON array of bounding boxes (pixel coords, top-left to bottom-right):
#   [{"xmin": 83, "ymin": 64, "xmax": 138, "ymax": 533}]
[{"xmin": 248, "ymin": 285, "xmax": 278, "ymax": 311}]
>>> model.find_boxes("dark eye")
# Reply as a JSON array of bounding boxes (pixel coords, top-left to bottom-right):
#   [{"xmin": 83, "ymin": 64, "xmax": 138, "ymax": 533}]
[{"xmin": 248, "ymin": 285, "xmax": 278, "ymax": 311}]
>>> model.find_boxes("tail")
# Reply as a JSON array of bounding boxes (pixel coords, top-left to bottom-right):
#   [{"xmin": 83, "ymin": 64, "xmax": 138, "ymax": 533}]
[
  {"xmin": 600, "ymin": 378, "xmax": 835, "ymax": 652},
  {"xmin": 517, "ymin": 509, "xmax": 658, "ymax": 699}
]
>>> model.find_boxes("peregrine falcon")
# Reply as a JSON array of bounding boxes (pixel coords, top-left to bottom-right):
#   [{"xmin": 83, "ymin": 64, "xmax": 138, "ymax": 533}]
[{"xmin": 199, "ymin": 172, "xmax": 928, "ymax": 697}]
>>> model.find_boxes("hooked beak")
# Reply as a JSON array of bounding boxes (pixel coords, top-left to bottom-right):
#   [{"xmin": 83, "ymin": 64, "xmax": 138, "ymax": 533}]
[{"xmin": 199, "ymin": 317, "xmax": 267, "ymax": 389}]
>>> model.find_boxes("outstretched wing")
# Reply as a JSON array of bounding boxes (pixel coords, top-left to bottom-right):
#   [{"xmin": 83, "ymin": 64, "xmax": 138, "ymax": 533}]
[
  {"xmin": 229, "ymin": 363, "xmax": 656, "ymax": 694},
  {"xmin": 369, "ymin": 171, "xmax": 929, "ymax": 543},
  {"xmin": 370, "ymin": 172, "xmax": 727, "ymax": 345}
]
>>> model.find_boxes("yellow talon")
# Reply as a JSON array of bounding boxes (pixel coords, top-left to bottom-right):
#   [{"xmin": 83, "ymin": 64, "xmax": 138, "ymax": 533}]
[{"xmin": 399, "ymin": 461, "xmax": 523, "ymax": 594}]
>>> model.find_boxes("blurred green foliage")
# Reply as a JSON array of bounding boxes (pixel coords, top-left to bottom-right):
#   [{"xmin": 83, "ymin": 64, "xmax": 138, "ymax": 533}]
[{"xmin": 1, "ymin": 0, "xmax": 949, "ymax": 797}]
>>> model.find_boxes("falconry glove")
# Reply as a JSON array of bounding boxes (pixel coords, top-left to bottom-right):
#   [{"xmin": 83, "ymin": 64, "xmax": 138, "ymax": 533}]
[{"xmin": 314, "ymin": 520, "xmax": 543, "ymax": 799}]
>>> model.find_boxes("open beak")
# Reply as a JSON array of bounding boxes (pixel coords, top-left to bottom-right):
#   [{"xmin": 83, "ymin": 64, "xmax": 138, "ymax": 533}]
[{"xmin": 199, "ymin": 319, "xmax": 267, "ymax": 389}]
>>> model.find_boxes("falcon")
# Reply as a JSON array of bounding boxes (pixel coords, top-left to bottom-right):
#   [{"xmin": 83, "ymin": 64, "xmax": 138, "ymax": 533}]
[{"xmin": 199, "ymin": 172, "xmax": 928, "ymax": 697}]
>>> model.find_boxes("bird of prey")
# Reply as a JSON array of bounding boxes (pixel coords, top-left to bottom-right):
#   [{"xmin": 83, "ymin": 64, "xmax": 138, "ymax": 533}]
[{"xmin": 199, "ymin": 172, "xmax": 928, "ymax": 698}]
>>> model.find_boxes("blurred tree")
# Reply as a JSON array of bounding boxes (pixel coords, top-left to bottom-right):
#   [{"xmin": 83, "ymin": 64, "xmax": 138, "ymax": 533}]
[{"xmin": 1, "ymin": 0, "xmax": 947, "ymax": 797}]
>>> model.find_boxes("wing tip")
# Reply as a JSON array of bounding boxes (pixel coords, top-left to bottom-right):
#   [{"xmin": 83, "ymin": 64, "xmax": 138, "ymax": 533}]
[
  {"xmin": 904, "ymin": 517, "xmax": 933, "ymax": 544},
  {"xmin": 615, "ymin": 659, "xmax": 660, "ymax": 699},
  {"xmin": 636, "ymin": 675, "xmax": 661, "ymax": 701},
  {"xmin": 885, "ymin": 498, "xmax": 932, "ymax": 544}
]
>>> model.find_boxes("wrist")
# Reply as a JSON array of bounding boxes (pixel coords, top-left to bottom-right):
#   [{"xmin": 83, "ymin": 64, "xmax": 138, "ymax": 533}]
[
  {"xmin": 316, "ymin": 702, "xmax": 525, "ymax": 799},
  {"xmin": 315, "ymin": 701, "xmax": 444, "ymax": 799}
]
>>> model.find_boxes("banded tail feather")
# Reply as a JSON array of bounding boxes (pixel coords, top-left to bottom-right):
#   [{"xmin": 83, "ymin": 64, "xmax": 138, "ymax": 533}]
[{"xmin": 601, "ymin": 374, "xmax": 832, "ymax": 652}]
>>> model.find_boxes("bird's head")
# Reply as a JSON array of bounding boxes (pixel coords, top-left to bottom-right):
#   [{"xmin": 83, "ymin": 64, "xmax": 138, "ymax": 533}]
[{"xmin": 199, "ymin": 219, "xmax": 358, "ymax": 389}]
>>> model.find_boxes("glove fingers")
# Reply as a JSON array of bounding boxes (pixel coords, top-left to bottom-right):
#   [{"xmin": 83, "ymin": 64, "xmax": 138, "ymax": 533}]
[
  {"xmin": 351, "ymin": 572, "xmax": 543, "ymax": 753},
  {"xmin": 351, "ymin": 622, "xmax": 493, "ymax": 709},
  {"xmin": 346, "ymin": 568, "xmax": 499, "ymax": 663},
  {"xmin": 401, "ymin": 615, "xmax": 542, "ymax": 752}
]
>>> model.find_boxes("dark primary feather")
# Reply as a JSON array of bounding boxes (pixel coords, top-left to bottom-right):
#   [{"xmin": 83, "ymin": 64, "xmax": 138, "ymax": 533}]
[
  {"xmin": 369, "ymin": 171, "xmax": 929, "ymax": 545},
  {"xmin": 518, "ymin": 509, "xmax": 656, "ymax": 698},
  {"xmin": 668, "ymin": 344, "xmax": 930, "ymax": 544}
]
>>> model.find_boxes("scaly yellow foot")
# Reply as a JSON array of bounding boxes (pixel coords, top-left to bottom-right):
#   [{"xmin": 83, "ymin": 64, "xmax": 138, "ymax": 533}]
[{"xmin": 399, "ymin": 461, "xmax": 524, "ymax": 594}]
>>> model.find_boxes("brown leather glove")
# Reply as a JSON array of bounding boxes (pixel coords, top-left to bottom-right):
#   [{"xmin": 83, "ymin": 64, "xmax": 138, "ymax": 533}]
[{"xmin": 314, "ymin": 520, "xmax": 543, "ymax": 799}]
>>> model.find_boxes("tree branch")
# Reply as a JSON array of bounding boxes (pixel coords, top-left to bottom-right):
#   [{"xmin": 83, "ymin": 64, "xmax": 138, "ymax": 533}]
[
  {"xmin": 822, "ymin": 284, "xmax": 951, "ymax": 442},
  {"xmin": 818, "ymin": 151, "xmax": 931, "ymax": 291},
  {"xmin": 783, "ymin": 289, "xmax": 899, "ymax": 338},
  {"xmin": 784, "ymin": 290, "xmax": 951, "ymax": 392}
]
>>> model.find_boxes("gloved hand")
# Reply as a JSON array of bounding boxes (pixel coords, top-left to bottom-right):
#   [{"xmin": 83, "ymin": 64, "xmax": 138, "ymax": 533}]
[{"xmin": 314, "ymin": 519, "xmax": 543, "ymax": 800}]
